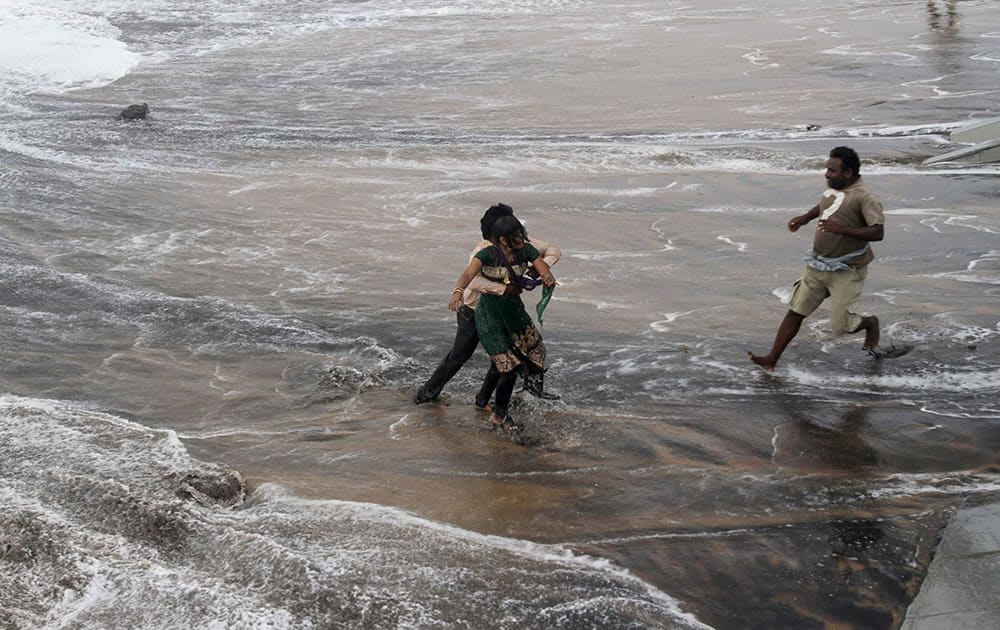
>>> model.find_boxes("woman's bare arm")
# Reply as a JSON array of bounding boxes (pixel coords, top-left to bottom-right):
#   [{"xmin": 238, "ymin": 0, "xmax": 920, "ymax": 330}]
[{"xmin": 448, "ymin": 258, "xmax": 484, "ymax": 311}]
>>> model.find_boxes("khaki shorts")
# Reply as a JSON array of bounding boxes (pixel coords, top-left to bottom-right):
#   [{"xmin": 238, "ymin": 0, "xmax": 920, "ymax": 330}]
[{"xmin": 788, "ymin": 265, "xmax": 868, "ymax": 335}]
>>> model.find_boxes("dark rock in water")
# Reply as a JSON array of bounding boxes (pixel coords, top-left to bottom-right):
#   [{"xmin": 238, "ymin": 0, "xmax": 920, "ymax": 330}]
[
  {"xmin": 806, "ymin": 124, "xmax": 821, "ymax": 131},
  {"xmin": 117, "ymin": 103, "xmax": 149, "ymax": 120},
  {"xmin": 173, "ymin": 470, "xmax": 246, "ymax": 507}
]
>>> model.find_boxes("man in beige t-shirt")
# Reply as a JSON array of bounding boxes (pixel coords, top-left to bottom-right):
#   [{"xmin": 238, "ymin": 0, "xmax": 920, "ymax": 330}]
[{"xmin": 750, "ymin": 146, "xmax": 885, "ymax": 370}]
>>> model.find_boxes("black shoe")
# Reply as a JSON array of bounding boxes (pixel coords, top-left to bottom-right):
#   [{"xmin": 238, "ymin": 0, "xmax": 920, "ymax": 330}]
[
  {"xmin": 532, "ymin": 390, "xmax": 561, "ymax": 401},
  {"xmin": 523, "ymin": 373, "xmax": 560, "ymax": 400},
  {"xmin": 503, "ymin": 415, "xmax": 525, "ymax": 432},
  {"xmin": 414, "ymin": 389, "xmax": 436, "ymax": 404},
  {"xmin": 491, "ymin": 412, "xmax": 524, "ymax": 433}
]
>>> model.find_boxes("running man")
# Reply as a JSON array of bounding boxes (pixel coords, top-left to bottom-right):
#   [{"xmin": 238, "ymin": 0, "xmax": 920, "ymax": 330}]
[{"xmin": 750, "ymin": 146, "xmax": 884, "ymax": 369}]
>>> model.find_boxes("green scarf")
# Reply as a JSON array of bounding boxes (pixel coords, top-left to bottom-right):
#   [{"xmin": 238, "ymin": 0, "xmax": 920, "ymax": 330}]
[{"xmin": 536, "ymin": 285, "xmax": 554, "ymax": 325}]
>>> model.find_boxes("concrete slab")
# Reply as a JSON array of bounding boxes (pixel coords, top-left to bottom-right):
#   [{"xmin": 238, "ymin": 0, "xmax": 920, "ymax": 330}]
[
  {"xmin": 923, "ymin": 139, "xmax": 1000, "ymax": 165},
  {"xmin": 901, "ymin": 504, "xmax": 1000, "ymax": 630},
  {"xmin": 951, "ymin": 116, "xmax": 1000, "ymax": 144},
  {"xmin": 902, "ymin": 609, "xmax": 1000, "ymax": 630}
]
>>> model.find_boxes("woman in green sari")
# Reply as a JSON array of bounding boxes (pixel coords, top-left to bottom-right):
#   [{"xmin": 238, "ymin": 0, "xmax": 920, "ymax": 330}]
[{"xmin": 449, "ymin": 216, "xmax": 556, "ymax": 430}]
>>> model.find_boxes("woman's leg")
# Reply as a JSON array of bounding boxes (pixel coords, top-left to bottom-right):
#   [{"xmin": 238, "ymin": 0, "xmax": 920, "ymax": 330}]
[
  {"xmin": 491, "ymin": 369, "xmax": 519, "ymax": 422},
  {"xmin": 475, "ymin": 363, "xmax": 501, "ymax": 408}
]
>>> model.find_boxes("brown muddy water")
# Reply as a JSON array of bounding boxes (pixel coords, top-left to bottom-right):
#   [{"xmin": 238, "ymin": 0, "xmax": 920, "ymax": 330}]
[{"xmin": 2, "ymin": 1, "xmax": 999, "ymax": 628}]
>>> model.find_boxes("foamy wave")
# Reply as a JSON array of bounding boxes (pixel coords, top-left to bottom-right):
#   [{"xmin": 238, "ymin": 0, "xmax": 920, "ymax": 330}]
[
  {"xmin": 919, "ymin": 403, "xmax": 1000, "ymax": 420},
  {"xmin": 771, "ymin": 286, "xmax": 794, "ymax": 304},
  {"xmin": 570, "ymin": 250, "xmax": 661, "ymax": 261},
  {"xmin": 785, "ymin": 366, "xmax": 1000, "ymax": 394},
  {"xmin": 243, "ymin": 484, "xmax": 713, "ymax": 629},
  {"xmin": 716, "ymin": 235, "xmax": 749, "ymax": 252},
  {"xmin": 690, "ymin": 205, "xmax": 790, "ymax": 214},
  {"xmin": 864, "ymin": 472, "xmax": 1000, "ymax": 500},
  {"xmin": 0, "ymin": 134, "xmax": 98, "ymax": 168},
  {"xmin": 886, "ymin": 208, "xmax": 1000, "ymax": 236},
  {"xmin": 929, "ymin": 250, "xmax": 1000, "ymax": 285},
  {"xmin": 0, "ymin": 393, "xmax": 233, "ymax": 484},
  {"xmin": 885, "ymin": 317, "xmax": 1000, "ymax": 345},
  {"xmin": 650, "ymin": 306, "xmax": 733, "ymax": 333},
  {"xmin": 0, "ymin": 397, "xmax": 708, "ymax": 629},
  {"xmin": 0, "ymin": 2, "xmax": 143, "ymax": 95}
]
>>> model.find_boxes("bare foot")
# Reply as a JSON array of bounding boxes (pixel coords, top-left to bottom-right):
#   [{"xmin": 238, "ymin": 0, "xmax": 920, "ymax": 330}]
[
  {"xmin": 861, "ymin": 316, "xmax": 880, "ymax": 351},
  {"xmin": 748, "ymin": 351, "xmax": 776, "ymax": 371}
]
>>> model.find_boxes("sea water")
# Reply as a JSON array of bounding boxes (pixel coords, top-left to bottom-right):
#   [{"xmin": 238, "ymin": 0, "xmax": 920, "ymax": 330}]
[{"xmin": 2, "ymin": 1, "xmax": 999, "ymax": 628}]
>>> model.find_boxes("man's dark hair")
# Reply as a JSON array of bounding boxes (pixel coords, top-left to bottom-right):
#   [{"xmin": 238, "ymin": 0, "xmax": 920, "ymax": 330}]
[
  {"xmin": 480, "ymin": 203, "xmax": 515, "ymax": 239},
  {"xmin": 489, "ymin": 215, "xmax": 527, "ymax": 246},
  {"xmin": 829, "ymin": 146, "xmax": 861, "ymax": 175}
]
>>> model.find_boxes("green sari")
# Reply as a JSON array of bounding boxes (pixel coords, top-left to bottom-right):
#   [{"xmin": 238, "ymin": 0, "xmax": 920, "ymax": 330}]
[{"xmin": 474, "ymin": 244, "xmax": 547, "ymax": 374}]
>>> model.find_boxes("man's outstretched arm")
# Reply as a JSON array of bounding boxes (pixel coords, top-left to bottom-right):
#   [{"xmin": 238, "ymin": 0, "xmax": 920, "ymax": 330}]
[{"xmin": 788, "ymin": 205, "xmax": 821, "ymax": 232}]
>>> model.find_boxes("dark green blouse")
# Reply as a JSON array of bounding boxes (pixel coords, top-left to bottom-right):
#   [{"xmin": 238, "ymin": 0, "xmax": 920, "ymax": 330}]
[{"xmin": 474, "ymin": 244, "xmax": 540, "ymax": 283}]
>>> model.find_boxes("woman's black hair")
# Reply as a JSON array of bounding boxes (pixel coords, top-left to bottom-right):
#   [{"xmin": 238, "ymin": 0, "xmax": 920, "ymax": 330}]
[
  {"xmin": 480, "ymin": 203, "xmax": 514, "ymax": 239},
  {"xmin": 490, "ymin": 215, "xmax": 528, "ymax": 247}
]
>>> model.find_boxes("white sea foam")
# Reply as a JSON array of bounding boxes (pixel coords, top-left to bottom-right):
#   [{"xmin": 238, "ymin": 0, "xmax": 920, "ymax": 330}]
[
  {"xmin": 740, "ymin": 47, "xmax": 780, "ymax": 69},
  {"xmin": 400, "ymin": 216, "xmax": 427, "ymax": 227},
  {"xmin": 785, "ymin": 366, "xmax": 1000, "ymax": 394},
  {"xmin": 928, "ymin": 250, "xmax": 1000, "ymax": 285},
  {"xmin": 884, "ymin": 316, "xmax": 1000, "ymax": 345},
  {"xmin": 570, "ymin": 250, "xmax": 660, "ymax": 261},
  {"xmin": 971, "ymin": 51, "xmax": 1000, "ymax": 63},
  {"xmin": 246, "ymin": 483, "xmax": 713, "ymax": 629},
  {"xmin": 0, "ymin": 394, "xmax": 199, "ymax": 475},
  {"xmin": 771, "ymin": 286, "xmax": 793, "ymax": 304},
  {"xmin": 691, "ymin": 206, "xmax": 789, "ymax": 214},
  {"xmin": 389, "ymin": 413, "xmax": 411, "ymax": 439},
  {"xmin": 650, "ymin": 305, "xmax": 732, "ymax": 333},
  {"xmin": 864, "ymin": 472, "xmax": 1000, "ymax": 500},
  {"xmin": 821, "ymin": 43, "xmax": 921, "ymax": 66},
  {"xmin": 919, "ymin": 404, "xmax": 1000, "ymax": 420},
  {"xmin": 0, "ymin": 1, "xmax": 143, "ymax": 96},
  {"xmin": 0, "ymin": 135, "xmax": 96, "ymax": 168},
  {"xmin": 1, "ymin": 395, "xmax": 708, "ymax": 628},
  {"xmin": 584, "ymin": 527, "xmax": 763, "ymax": 546},
  {"xmin": 931, "ymin": 271, "xmax": 1000, "ymax": 286},
  {"xmin": 716, "ymin": 235, "xmax": 749, "ymax": 252},
  {"xmin": 886, "ymin": 208, "xmax": 1000, "ymax": 236}
]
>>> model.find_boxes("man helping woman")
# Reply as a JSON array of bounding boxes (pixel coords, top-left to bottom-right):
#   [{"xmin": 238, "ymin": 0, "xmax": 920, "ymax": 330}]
[{"xmin": 448, "ymin": 215, "xmax": 557, "ymax": 431}]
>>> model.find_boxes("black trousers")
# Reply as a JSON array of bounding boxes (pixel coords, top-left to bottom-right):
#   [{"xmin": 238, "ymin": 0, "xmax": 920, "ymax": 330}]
[
  {"xmin": 418, "ymin": 306, "xmax": 479, "ymax": 401},
  {"xmin": 417, "ymin": 305, "xmax": 524, "ymax": 418}
]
